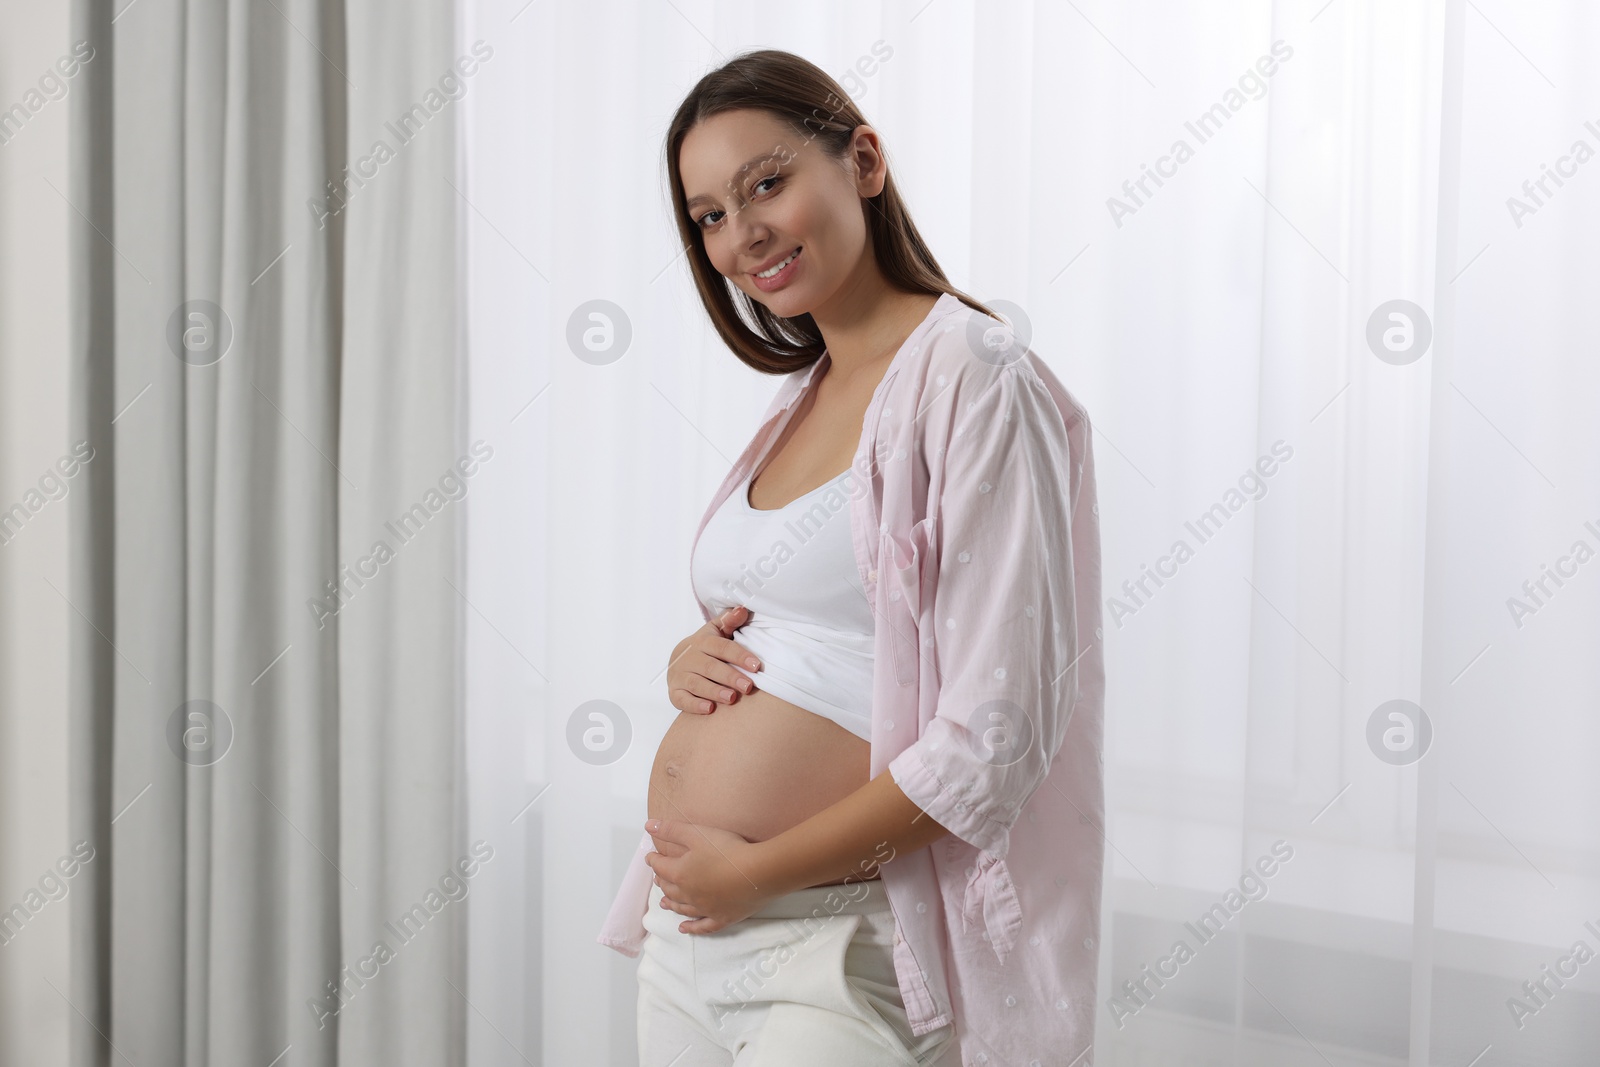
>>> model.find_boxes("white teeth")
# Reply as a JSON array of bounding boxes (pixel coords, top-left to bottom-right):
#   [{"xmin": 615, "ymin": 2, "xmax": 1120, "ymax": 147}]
[{"xmin": 756, "ymin": 248, "xmax": 799, "ymax": 278}]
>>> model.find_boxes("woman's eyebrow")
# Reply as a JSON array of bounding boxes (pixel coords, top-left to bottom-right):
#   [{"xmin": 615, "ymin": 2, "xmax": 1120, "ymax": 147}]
[{"xmin": 685, "ymin": 151, "xmax": 785, "ymax": 210}]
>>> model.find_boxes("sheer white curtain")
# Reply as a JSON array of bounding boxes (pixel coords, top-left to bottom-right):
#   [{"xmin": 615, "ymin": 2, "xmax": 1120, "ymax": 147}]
[{"xmin": 460, "ymin": 1, "xmax": 1600, "ymax": 1064}]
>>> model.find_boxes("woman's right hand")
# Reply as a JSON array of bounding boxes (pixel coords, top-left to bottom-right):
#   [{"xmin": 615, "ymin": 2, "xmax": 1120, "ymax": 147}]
[{"xmin": 666, "ymin": 605, "xmax": 763, "ymax": 714}]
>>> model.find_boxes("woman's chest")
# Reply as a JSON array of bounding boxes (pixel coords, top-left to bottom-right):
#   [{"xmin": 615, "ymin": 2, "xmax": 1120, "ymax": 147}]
[{"xmin": 748, "ymin": 367, "xmax": 885, "ymax": 510}]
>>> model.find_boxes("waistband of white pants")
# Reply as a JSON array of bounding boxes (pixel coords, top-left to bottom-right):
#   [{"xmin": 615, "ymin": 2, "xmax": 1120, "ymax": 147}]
[
  {"xmin": 648, "ymin": 876, "xmax": 889, "ymax": 922},
  {"xmin": 748, "ymin": 875, "xmax": 888, "ymax": 920}
]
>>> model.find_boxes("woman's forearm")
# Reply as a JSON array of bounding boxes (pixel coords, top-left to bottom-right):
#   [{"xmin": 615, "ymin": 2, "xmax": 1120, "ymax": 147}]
[{"xmin": 750, "ymin": 769, "xmax": 952, "ymax": 895}]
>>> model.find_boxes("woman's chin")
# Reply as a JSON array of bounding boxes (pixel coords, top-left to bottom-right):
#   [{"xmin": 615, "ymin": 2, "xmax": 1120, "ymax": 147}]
[{"xmin": 746, "ymin": 289, "xmax": 813, "ymax": 319}]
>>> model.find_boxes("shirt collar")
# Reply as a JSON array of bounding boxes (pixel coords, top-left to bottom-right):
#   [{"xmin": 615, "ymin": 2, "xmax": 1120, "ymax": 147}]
[{"xmin": 780, "ymin": 351, "xmax": 830, "ymax": 412}]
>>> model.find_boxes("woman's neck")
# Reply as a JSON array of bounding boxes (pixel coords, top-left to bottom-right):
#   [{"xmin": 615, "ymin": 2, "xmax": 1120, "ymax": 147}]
[{"xmin": 811, "ymin": 282, "xmax": 940, "ymax": 388}]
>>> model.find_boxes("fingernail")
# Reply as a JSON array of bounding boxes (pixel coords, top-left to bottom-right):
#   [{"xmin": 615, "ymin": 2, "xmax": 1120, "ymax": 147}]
[{"xmin": 747, "ymin": 659, "xmax": 761, "ymax": 670}]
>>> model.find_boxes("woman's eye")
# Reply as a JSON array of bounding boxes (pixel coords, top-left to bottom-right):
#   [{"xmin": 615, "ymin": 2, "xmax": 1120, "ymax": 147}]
[{"xmin": 693, "ymin": 176, "xmax": 779, "ymax": 229}]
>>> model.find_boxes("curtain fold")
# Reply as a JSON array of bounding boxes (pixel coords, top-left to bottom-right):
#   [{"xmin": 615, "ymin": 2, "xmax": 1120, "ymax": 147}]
[{"xmin": 66, "ymin": 0, "xmax": 465, "ymax": 1064}]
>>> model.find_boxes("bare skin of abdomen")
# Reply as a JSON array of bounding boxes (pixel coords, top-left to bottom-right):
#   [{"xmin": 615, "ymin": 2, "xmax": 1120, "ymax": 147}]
[{"xmin": 648, "ymin": 686, "xmax": 874, "ymax": 888}]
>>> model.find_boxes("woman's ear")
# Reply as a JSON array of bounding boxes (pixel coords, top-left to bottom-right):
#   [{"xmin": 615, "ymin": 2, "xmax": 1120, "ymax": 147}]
[{"xmin": 846, "ymin": 124, "xmax": 890, "ymax": 198}]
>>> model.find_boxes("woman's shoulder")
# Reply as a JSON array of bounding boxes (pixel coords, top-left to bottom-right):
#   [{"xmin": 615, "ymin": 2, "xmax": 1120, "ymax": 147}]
[
  {"xmin": 907, "ymin": 305, "xmax": 1044, "ymax": 405},
  {"xmin": 907, "ymin": 307, "xmax": 1093, "ymax": 441}
]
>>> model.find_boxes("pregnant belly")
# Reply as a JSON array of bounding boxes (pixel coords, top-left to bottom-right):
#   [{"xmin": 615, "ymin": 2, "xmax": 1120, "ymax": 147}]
[{"xmin": 648, "ymin": 686, "xmax": 874, "ymax": 887}]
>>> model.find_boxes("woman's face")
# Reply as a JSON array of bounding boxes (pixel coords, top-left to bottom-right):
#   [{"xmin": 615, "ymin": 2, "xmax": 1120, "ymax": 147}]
[{"xmin": 679, "ymin": 108, "xmax": 878, "ymax": 319}]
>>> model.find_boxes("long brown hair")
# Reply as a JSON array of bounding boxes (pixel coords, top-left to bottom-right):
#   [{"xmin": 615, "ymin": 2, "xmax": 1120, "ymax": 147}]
[{"xmin": 665, "ymin": 48, "xmax": 995, "ymax": 375}]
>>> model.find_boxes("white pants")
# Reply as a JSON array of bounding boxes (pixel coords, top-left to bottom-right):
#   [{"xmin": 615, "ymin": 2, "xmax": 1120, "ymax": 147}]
[{"xmin": 636, "ymin": 877, "xmax": 956, "ymax": 1066}]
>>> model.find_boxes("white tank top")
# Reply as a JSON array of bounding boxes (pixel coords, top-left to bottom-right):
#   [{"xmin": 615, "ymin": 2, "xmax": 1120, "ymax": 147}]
[{"xmin": 690, "ymin": 464, "xmax": 875, "ymax": 741}]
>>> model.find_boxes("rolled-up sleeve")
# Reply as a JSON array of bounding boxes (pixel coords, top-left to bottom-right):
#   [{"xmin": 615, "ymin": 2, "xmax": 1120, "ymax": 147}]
[{"xmin": 887, "ymin": 352, "xmax": 1084, "ymax": 860}]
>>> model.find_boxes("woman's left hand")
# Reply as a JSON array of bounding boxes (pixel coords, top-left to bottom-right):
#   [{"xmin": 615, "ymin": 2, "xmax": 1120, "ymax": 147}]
[{"xmin": 644, "ymin": 819, "xmax": 776, "ymax": 933}]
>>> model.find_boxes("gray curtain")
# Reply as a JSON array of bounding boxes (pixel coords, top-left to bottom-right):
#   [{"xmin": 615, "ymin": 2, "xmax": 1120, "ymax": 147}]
[{"xmin": 66, "ymin": 1, "xmax": 465, "ymax": 1064}]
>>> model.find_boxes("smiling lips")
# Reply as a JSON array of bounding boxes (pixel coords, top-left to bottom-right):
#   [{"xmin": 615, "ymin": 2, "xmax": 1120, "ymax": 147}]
[{"xmin": 750, "ymin": 246, "xmax": 802, "ymax": 291}]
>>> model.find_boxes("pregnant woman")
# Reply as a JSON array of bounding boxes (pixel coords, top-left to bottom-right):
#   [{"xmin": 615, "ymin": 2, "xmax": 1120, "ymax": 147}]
[{"xmin": 596, "ymin": 49, "xmax": 1107, "ymax": 1067}]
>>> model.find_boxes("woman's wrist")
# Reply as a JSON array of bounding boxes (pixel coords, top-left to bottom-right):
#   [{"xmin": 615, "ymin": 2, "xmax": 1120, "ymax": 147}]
[
  {"xmin": 747, "ymin": 772, "xmax": 953, "ymax": 901},
  {"xmin": 749, "ymin": 834, "xmax": 807, "ymax": 898}
]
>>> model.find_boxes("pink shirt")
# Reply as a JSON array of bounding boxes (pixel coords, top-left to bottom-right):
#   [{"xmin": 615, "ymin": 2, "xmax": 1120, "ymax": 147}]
[{"xmin": 598, "ymin": 292, "xmax": 1105, "ymax": 1064}]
